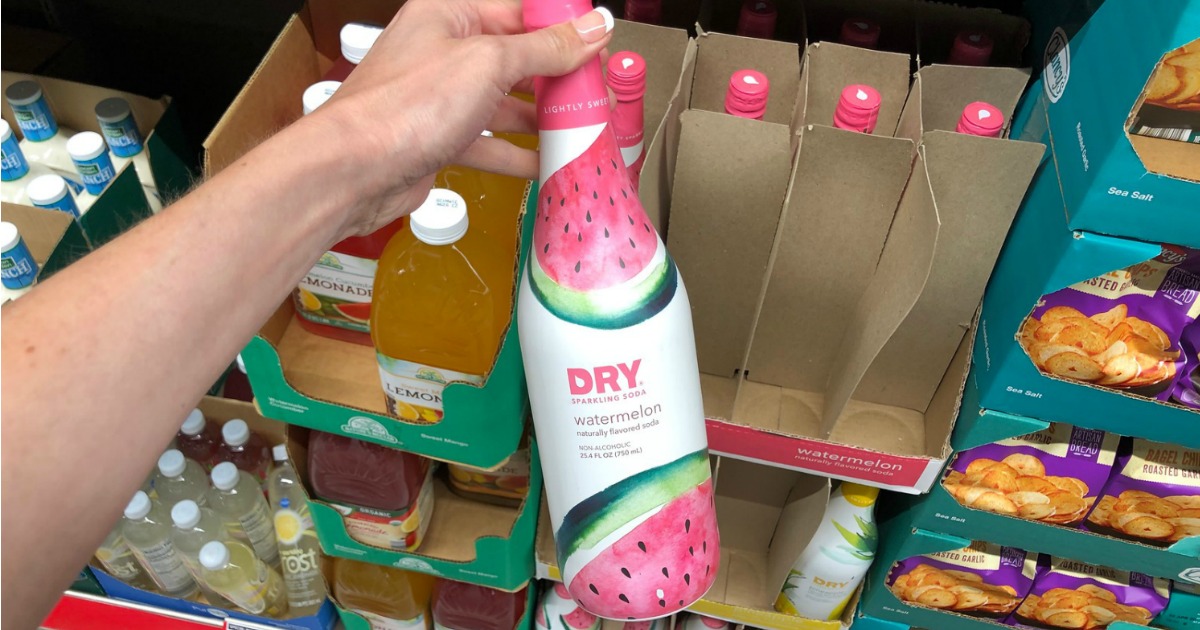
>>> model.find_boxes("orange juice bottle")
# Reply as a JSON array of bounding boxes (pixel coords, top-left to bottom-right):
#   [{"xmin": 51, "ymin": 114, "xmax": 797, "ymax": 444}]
[
  {"xmin": 334, "ymin": 557, "xmax": 434, "ymax": 629},
  {"xmin": 372, "ymin": 188, "xmax": 510, "ymax": 423}
]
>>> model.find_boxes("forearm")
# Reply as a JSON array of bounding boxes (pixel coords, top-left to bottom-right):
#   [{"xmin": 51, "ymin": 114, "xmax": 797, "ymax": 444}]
[{"xmin": 0, "ymin": 113, "xmax": 364, "ymax": 627}]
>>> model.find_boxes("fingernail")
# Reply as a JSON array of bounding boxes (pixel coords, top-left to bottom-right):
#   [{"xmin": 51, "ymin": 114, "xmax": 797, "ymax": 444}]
[{"xmin": 574, "ymin": 7, "xmax": 614, "ymax": 43}]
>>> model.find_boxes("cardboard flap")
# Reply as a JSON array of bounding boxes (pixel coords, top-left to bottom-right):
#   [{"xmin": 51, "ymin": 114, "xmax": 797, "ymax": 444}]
[
  {"xmin": 800, "ymin": 42, "xmax": 912, "ymax": 136},
  {"xmin": 0, "ymin": 204, "xmax": 75, "ymax": 265},
  {"xmin": 0, "ymin": 72, "xmax": 167, "ymax": 139},
  {"xmin": 767, "ymin": 474, "xmax": 831, "ymax": 594},
  {"xmin": 668, "ymin": 109, "xmax": 794, "ymax": 378},
  {"xmin": 847, "ymin": 131, "xmax": 1044, "ymax": 413},
  {"xmin": 745, "ymin": 126, "xmax": 914, "ymax": 394},
  {"xmin": 689, "ymin": 32, "xmax": 801, "ymax": 128},
  {"xmin": 897, "ymin": 65, "xmax": 1031, "ymax": 142},
  {"xmin": 924, "ymin": 326, "xmax": 972, "ymax": 458},
  {"xmin": 203, "ymin": 14, "xmax": 321, "ymax": 176},
  {"xmin": 801, "ymin": 0, "xmax": 917, "ymax": 55},
  {"xmin": 915, "ymin": 2, "xmax": 1030, "ymax": 67},
  {"xmin": 715, "ymin": 458, "xmax": 806, "ymax": 551},
  {"xmin": 820, "ymin": 146, "xmax": 938, "ymax": 432}
]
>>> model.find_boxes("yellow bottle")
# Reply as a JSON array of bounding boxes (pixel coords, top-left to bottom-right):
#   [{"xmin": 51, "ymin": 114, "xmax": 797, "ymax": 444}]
[
  {"xmin": 372, "ymin": 188, "xmax": 511, "ymax": 424},
  {"xmin": 435, "ymin": 162, "xmax": 525, "ymax": 286},
  {"xmin": 334, "ymin": 557, "xmax": 434, "ymax": 629}
]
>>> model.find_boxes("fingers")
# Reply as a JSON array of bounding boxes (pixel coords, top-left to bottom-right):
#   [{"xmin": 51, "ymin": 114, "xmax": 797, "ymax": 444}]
[
  {"xmin": 487, "ymin": 95, "xmax": 537, "ymax": 135},
  {"xmin": 495, "ymin": 7, "xmax": 614, "ymax": 87},
  {"xmin": 456, "ymin": 135, "xmax": 538, "ymax": 180}
]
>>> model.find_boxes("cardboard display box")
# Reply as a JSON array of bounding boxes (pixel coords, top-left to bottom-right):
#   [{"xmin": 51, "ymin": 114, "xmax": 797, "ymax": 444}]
[
  {"xmin": 537, "ymin": 457, "xmax": 859, "ymax": 630},
  {"xmin": 1025, "ymin": 0, "xmax": 1200, "ymax": 248},
  {"xmin": 660, "ymin": 33, "xmax": 1041, "ymax": 492},
  {"xmin": 338, "ymin": 582, "xmax": 537, "ymax": 630},
  {"xmin": 91, "ymin": 397, "xmax": 340, "ymax": 630},
  {"xmin": 0, "ymin": 203, "xmax": 91, "ymax": 291},
  {"xmin": 0, "ymin": 72, "xmax": 194, "ymax": 240}
]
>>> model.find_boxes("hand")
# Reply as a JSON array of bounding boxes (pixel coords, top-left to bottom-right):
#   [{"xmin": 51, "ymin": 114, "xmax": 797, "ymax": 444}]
[{"xmin": 310, "ymin": 0, "xmax": 615, "ymax": 238}]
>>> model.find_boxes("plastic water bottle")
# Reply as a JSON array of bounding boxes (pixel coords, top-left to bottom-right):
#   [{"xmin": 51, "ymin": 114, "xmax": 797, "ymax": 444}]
[
  {"xmin": 208, "ymin": 462, "xmax": 279, "ymax": 566},
  {"xmin": 155, "ymin": 449, "xmax": 210, "ymax": 508},
  {"xmin": 198, "ymin": 540, "xmax": 289, "ymax": 617},
  {"xmin": 1, "ymin": 119, "xmax": 60, "ymax": 205},
  {"xmin": 217, "ymin": 419, "xmax": 271, "ymax": 482},
  {"xmin": 1, "ymin": 221, "xmax": 38, "ymax": 303},
  {"xmin": 95, "ymin": 521, "xmax": 158, "ymax": 591},
  {"xmin": 267, "ymin": 445, "xmax": 328, "ymax": 611},
  {"xmin": 67, "ymin": 131, "xmax": 117, "ymax": 212},
  {"xmin": 122, "ymin": 491, "xmax": 199, "ymax": 598},
  {"xmin": 26, "ymin": 174, "xmax": 82, "ymax": 218},
  {"xmin": 169, "ymin": 499, "xmax": 236, "ymax": 607},
  {"xmin": 4, "ymin": 80, "xmax": 78, "ymax": 177},
  {"xmin": 177, "ymin": 408, "xmax": 221, "ymax": 470},
  {"xmin": 94, "ymin": 97, "xmax": 162, "ymax": 212}
]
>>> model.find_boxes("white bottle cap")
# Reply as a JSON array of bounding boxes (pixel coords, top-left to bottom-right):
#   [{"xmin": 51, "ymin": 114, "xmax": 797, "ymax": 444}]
[
  {"xmin": 302, "ymin": 81, "xmax": 341, "ymax": 116},
  {"xmin": 410, "ymin": 188, "xmax": 469, "ymax": 245},
  {"xmin": 235, "ymin": 353, "xmax": 247, "ymax": 375},
  {"xmin": 340, "ymin": 23, "xmax": 384, "ymax": 64},
  {"xmin": 158, "ymin": 449, "xmax": 187, "ymax": 477},
  {"xmin": 222, "ymin": 419, "xmax": 249, "ymax": 447},
  {"xmin": 211, "ymin": 462, "xmax": 240, "ymax": 491},
  {"xmin": 66, "ymin": 131, "xmax": 107, "ymax": 161},
  {"xmin": 198, "ymin": 541, "xmax": 230, "ymax": 570},
  {"xmin": 0, "ymin": 119, "xmax": 11, "ymax": 142},
  {"xmin": 0, "ymin": 222, "xmax": 22, "ymax": 253},
  {"xmin": 171, "ymin": 500, "xmax": 201, "ymax": 529},
  {"xmin": 26, "ymin": 174, "xmax": 70, "ymax": 206},
  {"xmin": 272, "ymin": 444, "xmax": 289, "ymax": 463},
  {"xmin": 180, "ymin": 408, "xmax": 206, "ymax": 436},
  {"xmin": 124, "ymin": 491, "xmax": 152, "ymax": 520}
]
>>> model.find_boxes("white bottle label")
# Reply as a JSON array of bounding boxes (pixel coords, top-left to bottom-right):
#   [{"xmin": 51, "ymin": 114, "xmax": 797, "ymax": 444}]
[
  {"xmin": 224, "ymin": 502, "xmax": 279, "ymax": 565},
  {"xmin": 97, "ymin": 539, "xmax": 143, "ymax": 581},
  {"xmin": 376, "ymin": 354, "xmax": 485, "ymax": 421},
  {"xmin": 129, "ymin": 538, "xmax": 194, "ymax": 592},
  {"xmin": 351, "ymin": 610, "xmax": 427, "ymax": 630},
  {"xmin": 295, "ymin": 251, "xmax": 377, "ymax": 332}
]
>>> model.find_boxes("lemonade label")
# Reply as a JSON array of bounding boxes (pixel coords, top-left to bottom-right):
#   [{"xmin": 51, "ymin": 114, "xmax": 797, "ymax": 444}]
[
  {"xmin": 448, "ymin": 448, "xmax": 531, "ymax": 500},
  {"xmin": 376, "ymin": 354, "xmax": 485, "ymax": 423},
  {"xmin": 350, "ymin": 609, "xmax": 426, "ymax": 630},
  {"xmin": 295, "ymin": 251, "xmax": 377, "ymax": 333},
  {"xmin": 328, "ymin": 469, "xmax": 434, "ymax": 551}
]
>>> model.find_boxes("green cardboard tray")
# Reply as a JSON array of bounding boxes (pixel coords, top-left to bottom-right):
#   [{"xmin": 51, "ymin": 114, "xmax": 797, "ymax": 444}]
[
  {"xmin": 243, "ymin": 185, "xmax": 535, "ymax": 469},
  {"xmin": 337, "ymin": 580, "xmax": 537, "ymax": 630},
  {"xmin": 310, "ymin": 440, "xmax": 542, "ymax": 591}
]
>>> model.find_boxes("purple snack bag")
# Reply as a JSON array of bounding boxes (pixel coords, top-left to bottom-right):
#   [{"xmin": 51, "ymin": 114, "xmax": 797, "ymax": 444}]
[
  {"xmin": 1009, "ymin": 556, "xmax": 1169, "ymax": 628},
  {"xmin": 944, "ymin": 424, "xmax": 1120, "ymax": 526},
  {"xmin": 1018, "ymin": 246, "xmax": 1200, "ymax": 401},
  {"xmin": 1170, "ymin": 319, "xmax": 1200, "ymax": 409},
  {"xmin": 887, "ymin": 541, "xmax": 1037, "ymax": 618},
  {"xmin": 1084, "ymin": 438, "xmax": 1200, "ymax": 547}
]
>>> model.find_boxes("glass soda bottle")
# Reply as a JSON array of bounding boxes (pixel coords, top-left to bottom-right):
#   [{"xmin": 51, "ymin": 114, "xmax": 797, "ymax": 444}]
[
  {"xmin": 725, "ymin": 69, "xmax": 770, "ymax": 120},
  {"xmin": 607, "ymin": 51, "xmax": 647, "ymax": 191},
  {"xmin": 832, "ymin": 84, "xmax": 882, "ymax": 134}
]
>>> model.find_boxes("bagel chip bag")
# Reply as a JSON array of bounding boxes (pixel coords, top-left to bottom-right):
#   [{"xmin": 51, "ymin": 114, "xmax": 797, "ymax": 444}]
[
  {"xmin": 1018, "ymin": 246, "xmax": 1200, "ymax": 400},
  {"xmin": 1169, "ymin": 319, "xmax": 1200, "ymax": 409},
  {"xmin": 1010, "ymin": 557, "xmax": 1168, "ymax": 628},
  {"xmin": 1085, "ymin": 438, "xmax": 1200, "ymax": 546},
  {"xmin": 887, "ymin": 541, "xmax": 1036, "ymax": 619},
  {"xmin": 944, "ymin": 424, "xmax": 1120, "ymax": 526},
  {"xmin": 1153, "ymin": 580, "xmax": 1200, "ymax": 630}
]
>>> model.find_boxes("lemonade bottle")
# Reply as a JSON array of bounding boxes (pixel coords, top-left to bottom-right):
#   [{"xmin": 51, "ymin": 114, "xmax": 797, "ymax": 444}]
[
  {"xmin": 169, "ymin": 499, "xmax": 236, "ymax": 608},
  {"xmin": 208, "ymin": 462, "xmax": 279, "ymax": 566},
  {"xmin": 267, "ymin": 445, "xmax": 328, "ymax": 611},
  {"xmin": 334, "ymin": 557, "xmax": 434, "ymax": 629},
  {"xmin": 447, "ymin": 431, "xmax": 530, "ymax": 507},
  {"xmin": 371, "ymin": 188, "xmax": 510, "ymax": 424},
  {"xmin": 95, "ymin": 521, "xmax": 158, "ymax": 591},
  {"xmin": 122, "ymin": 491, "xmax": 199, "ymax": 598},
  {"xmin": 198, "ymin": 540, "xmax": 289, "ymax": 617},
  {"xmin": 155, "ymin": 449, "xmax": 210, "ymax": 508}
]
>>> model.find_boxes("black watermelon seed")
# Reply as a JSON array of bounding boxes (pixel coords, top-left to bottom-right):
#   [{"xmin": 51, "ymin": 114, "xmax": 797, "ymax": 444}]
[
  {"xmin": 574, "ymin": 261, "xmax": 581, "ymax": 273},
  {"xmin": 644, "ymin": 223, "xmax": 651, "ymax": 233},
  {"xmin": 679, "ymin": 600, "xmax": 684, "ymax": 607},
  {"xmin": 575, "ymin": 182, "xmax": 579, "ymax": 192},
  {"xmin": 619, "ymin": 594, "xmax": 630, "ymax": 603},
  {"xmin": 546, "ymin": 195, "xmax": 551, "ymax": 204},
  {"xmin": 638, "ymin": 541, "xmax": 647, "ymax": 553},
  {"xmin": 622, "ymin": 189, "xmax": 628, "ymax": 199},
  {"xmin": 629, "ymin": 237, "xmax": 637, "ymax": 249},
  {"xmin": 609, "ymin": 196, "xmax": 615, "ymax": 206},
  {"xmin": 604, "ymin": 227, "xmax": 610, "ymax": 238},
  {"xmin": 703, "ymin": 541, "xmax": 707, "ymax": 553},
  {"xmin": 593, "ymin": 191, "xmax": 598, "ymax": 200},
  {"xmin": 596, "ymin": 166, "xmax": 602, "ymax": 176},
  {"xmin": 544, "ymin": 214, "xmax": 549, "ymax": 222},
  {"xmin": 586, "ymin": 210, "xmax": 592, "ymax": 222},
  {"xmin": 543, "ymin": 244, "xmax": 549, "ymax": 254},
  {"xmin": 662, "ymin": 567, "xmax": 669, "ymax": 578},
  {"xmin": 706, "ymin": 565, "xmax": 711, "ymax": 576},
  {"xmin": 659, "ymin": 600, "xmax": 666, "ymax": 608},
  {"xmin": 560, "ymin": 198, "xmax": 565, "ymax": 206},
  {"xmin": 628, "ymin": 214, "xmax": 634, "ymax": 225},
  {"xmin": 611, "ymin": 158, "xmax": 618, "ymax": 170},
  {"xmin": 564, "ymin": 223, "xmax": 570, "ymax": 233},
  {"xmin": 628, "ymin": 618, "xmax": 634, "ymax": 621},
  {"xmin": 619, "ymin": 257, "xmax": 626, "ymax": 269},
  {"xmin": 685, "ymin": 519, "xmax": 691, "ymax": 533},
  {"xmin": 621, "ymin": 568, "xmax": 631, "ymax": 578},
  {"xmin": 689, "ymin": 546, "xmax": 694, "ymax": 556},
  {"xmin": 577, "ymin": 232, "xmax": 582, "ymax": 242},
  {"xmin": 589, "ymin": 584, "xmax": 599, "ymax": 595},
  {"xmin": 684, "ymin": 574, "xmax": 691, "ymax": 585}
]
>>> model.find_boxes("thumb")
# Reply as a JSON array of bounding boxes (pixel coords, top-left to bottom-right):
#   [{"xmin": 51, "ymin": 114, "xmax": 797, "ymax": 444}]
[{"xmin": 498, "ymin": 7, "xmax": 614, "ymax": 87}]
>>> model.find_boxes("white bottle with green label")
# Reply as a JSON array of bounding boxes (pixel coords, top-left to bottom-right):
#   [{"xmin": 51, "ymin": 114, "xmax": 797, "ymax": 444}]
[
  {"xmin": 775, "ymin": 482, "xmax": 879, "ymax": 620},
  {"xmin": 208, "ymin": 462, "xmax": 279, "ymax": 566},
  {"xmin": 122, "ymin": 491, "xmax": 199, "ymax": 598}
]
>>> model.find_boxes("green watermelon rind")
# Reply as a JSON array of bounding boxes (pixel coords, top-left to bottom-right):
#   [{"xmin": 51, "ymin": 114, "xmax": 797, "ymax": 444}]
[
  {"xmin": 529, "ymin": 253, "xmax": 678, "ymax": 330},
  {"xmin": 556, "ymin": 450, "xmax": 710, "ymax": 564}
]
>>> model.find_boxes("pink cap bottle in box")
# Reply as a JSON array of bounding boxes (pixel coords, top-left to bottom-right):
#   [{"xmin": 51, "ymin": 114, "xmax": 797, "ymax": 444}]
[
  {"xmin": 725, "ymin": 69, "xmax": 770, "ymax": 120},
  {"xmin": 607, "ymin": 51, "xmax": 648, "ymax": 190},
  {"xmin": 948, "ymin": 30, "xmax": 994, "ymax": 66},
  {"xmin": 839, "ymin": 18, "xmax": 881, "ymax": 49},
  {"xmin": 624, "ymin": 0, "xmax": 662, "ymax": 24},
  {"xmin": 737, "ymin": 0, "xmax": 777, "ymax": 39},
  {"xmin": 833, "ymin": 84, "xmax": 881, "ymax": 134},
  {"xmin": 956, "ymin": 101, "xmax": 1004, "ymax": 137}
]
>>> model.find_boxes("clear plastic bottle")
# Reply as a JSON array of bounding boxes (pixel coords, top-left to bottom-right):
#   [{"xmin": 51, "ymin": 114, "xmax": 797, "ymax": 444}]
[
  {"xmin": 324, "ymin": 23, "xmax": 385, "ymax": 82},
  {"xmin": 156, "ymin": 449, "xmax": 210, "ymax": 508},
  {"xmin": 216, "ymin": 419, "xmax": 271, "ymax": 482},
  {"xmin": 832, "ymin": 84, "xmax": 882, "ymax": 134},
  {"xmin": 95, "ymin": 521, "xmax": 158, "ymax": 591},
  {"xmin": 121, "ymin": 491, "xmax": 199, "ymax": 598},
  {"xmin": 198, "ymin": 540, "xmax": 289, "ymax": 617},
  {"xmin": 66, "ymin": 131, "xmax": 117, "ymax": 212},
  {"xmin": 26, "ymin": 174, "xmax": 82, "ymax": 218},
  {"xmin": 4, "ymin": 80, "xmax": 77, "ymax": 176},
  {"xmin": 178, "ymin": 408, "xmax": 221, "ymax": 470},
  {"xmin": 334, "ymin": 557, "xmax": 434, "ymax": 629},
  {"xmin": 94, "ymin": 96, "xmax": 162, "ymax": 212},
  {"xmin": 725, "ymin": 69, "xmax": 770, "ymax": 120},
  {"xmin": 169, "ymin": 500, "xmax": 236, "ymax": 607},
  {"xmin": 839, "ymin": 18, "xmax": 881, "ymax": 49},
  {"xmin": 372, "ymin": 188, "xmax": 509, "ymax": 424},
  {"xmin": 267, "ymin": 445, "xmax": 328, "ymax": 611},
  {"xmin": 208, "ymin": 462, "xmax": 279, "ymax": 566},
  {"xmin": 1, "ymin": 221, "xmax": 38, "ymax": 303},
  {"xmin": 1, "ymin": 118, "xmax": 60, "ymax": 205}
]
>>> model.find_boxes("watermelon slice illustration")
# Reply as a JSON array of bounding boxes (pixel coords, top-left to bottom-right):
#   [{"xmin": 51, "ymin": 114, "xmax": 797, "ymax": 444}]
[
  {"xmin": 530, "ymin": 127, "xmax": 677, "ymax": 330},
  {"xmin": 333, "ymin": 301, "xmax": 371, "ymax": 324},
  {"xmin": 558, "ymin": 450, "xmax": 719, "ymax": 619}
]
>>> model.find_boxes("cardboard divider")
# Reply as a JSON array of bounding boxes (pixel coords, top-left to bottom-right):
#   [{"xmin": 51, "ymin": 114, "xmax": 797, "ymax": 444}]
[
  {"xmin": 688, "ymin": 31, "xmax": 802, "ymax": 126},
  {"xmin": 895, "ymin": 65, "xmax": 1029, "ymax": 142},
  {"xmin": 638, "ymin": 37, "xmax": 698, "ymax": 234},
  {"xmin": 913, "ymin": 2, "xmax": 1030, "ymax": 68},
  {"xmin": 800, "ymin": 0, "xmax": 916, "ymax": 57},
  {"xmin": 699, "ymin": 0, "xmax": 806, "ymax": 44},
  {"xmin": 796, "ymin": 42, "xmax": 911, "ymax": 137},
  {"xmin": 0, "ymin": 203, "xmax": 90, "ymax": 284}
]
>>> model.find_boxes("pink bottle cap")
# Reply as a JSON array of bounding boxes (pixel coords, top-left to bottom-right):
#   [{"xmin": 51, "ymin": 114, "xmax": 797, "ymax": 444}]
[
  {"xmin": 607, "ymin": 51, "xmax": 647, "ymax": 100},
  {"xmin": 948, "ymin": 30, "xmax": 994, "ymax": 66},
  {"xmin": 833, "ymin": 84, "xmax": 882, "ymax": 133},
  {"xmin": 839, "ymin": 18, "xmax": 881, "ymax": 49},
  {"xmin": 725, "ymin": 69, "xmax": 770, "ymax": 120},
  {"xmin": 956, "ymin": 101, "xmax": 1004, "ymax": 137},
  {"xmin": 625, "ymin": 0, "xmax": 663, "ymax": 24},
  {"xmin": 737, "ymin": 0, "xmax": 778, "ymax": 39}
]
